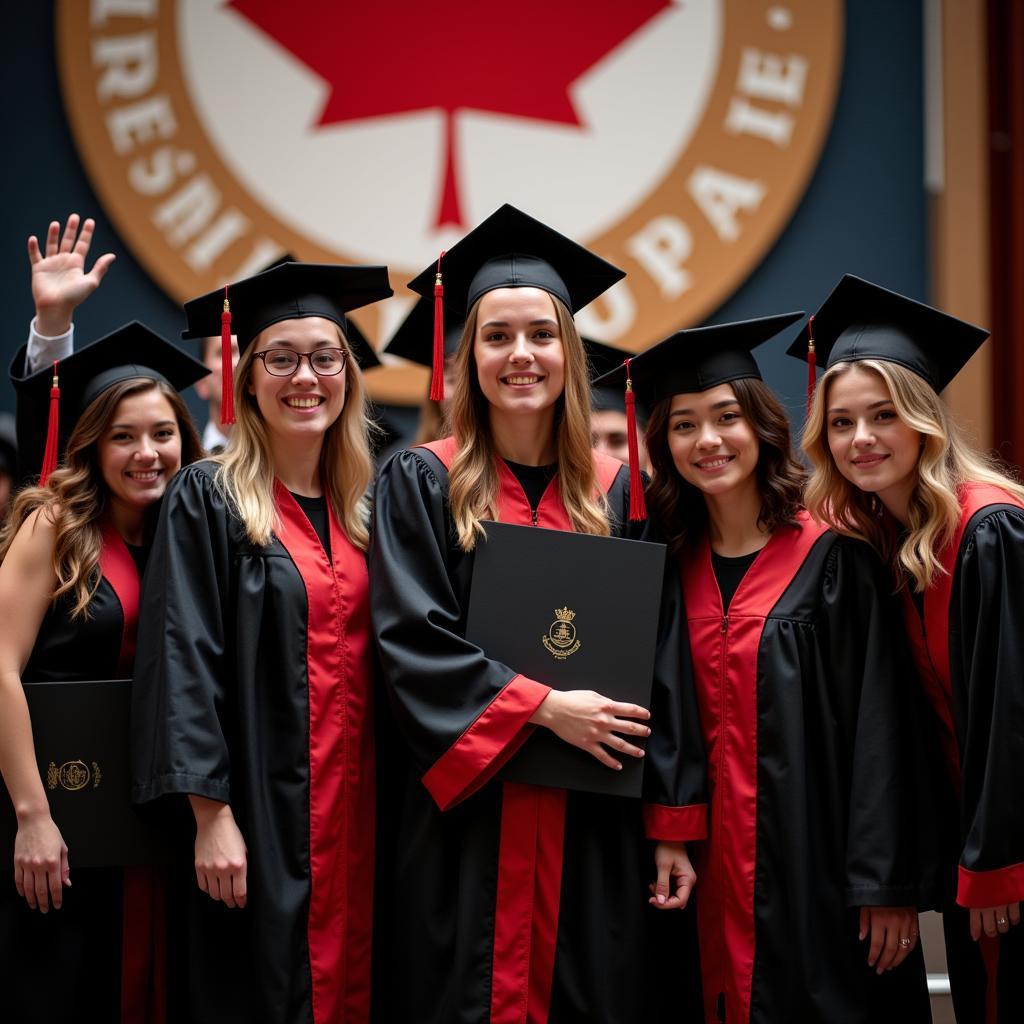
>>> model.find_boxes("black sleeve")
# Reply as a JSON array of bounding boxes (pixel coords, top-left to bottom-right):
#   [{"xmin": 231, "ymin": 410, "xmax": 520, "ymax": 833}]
[
  {"xmin": 130, "ymin": 463, "xmax": 235, "ymax": 805},
  {"xmin": 821, "ymin": 538, "xmax": 924, "ymax": 907},
  {"xmin": 641, "ymin": 559, "xmax": 709, "ymax": 842},
  {"xmin": 368, "ymin": 450, "xmax": 551, "ymax": 811},
  {"xmin": 952, "ymin": 508, "xmax": 1024, "ymax": 907}
]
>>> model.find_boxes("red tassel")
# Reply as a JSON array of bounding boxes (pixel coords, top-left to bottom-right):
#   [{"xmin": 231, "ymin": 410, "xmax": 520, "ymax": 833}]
[
  {"xmin": 805, "ymin": 314, "xmax": 816, "ymax": 416},
  {"xmin": 40, "ymin": 361, "xmax": 60, "ymax": 485},
  {"xmin": 624, "ymin": 359, "xmax": 647, "ymax": 521},
  {"xmin": 429, "ymin": 250, "xmax": 446, "ymax": 402},
  {"xmin": 221, "ymin": 285, "xmax": 235, "ymax": 426}
]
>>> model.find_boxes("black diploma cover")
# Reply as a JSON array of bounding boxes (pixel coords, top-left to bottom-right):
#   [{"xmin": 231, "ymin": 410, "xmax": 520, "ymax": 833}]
[
  {"xmin": 466, "ymin": 521, "xmax": 666, "ymax": 798},
  {"xmin": 1, "ymin": 680, "xmax": 184, "ymax": 867}
]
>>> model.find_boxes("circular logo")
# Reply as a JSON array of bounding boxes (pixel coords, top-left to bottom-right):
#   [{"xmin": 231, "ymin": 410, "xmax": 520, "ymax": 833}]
[
  {"xmin": 58, "ymin": 1, "xmax": 842, "ymax": 400},
  {"xmin": 58, "ymin": 760, "xmax": 91, "ymax": 791}
]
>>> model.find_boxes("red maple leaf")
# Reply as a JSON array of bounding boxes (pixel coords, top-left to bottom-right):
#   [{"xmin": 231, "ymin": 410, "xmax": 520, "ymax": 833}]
[{"xmin": 229, "ymin": 0, "xmax": 671, "ymax": 228}]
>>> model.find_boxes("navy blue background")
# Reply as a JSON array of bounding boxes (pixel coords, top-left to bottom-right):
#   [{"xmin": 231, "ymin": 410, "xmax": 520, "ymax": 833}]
[{"xmin": 2, "ymin": 2, "xmax": 926, "ymax": 427}]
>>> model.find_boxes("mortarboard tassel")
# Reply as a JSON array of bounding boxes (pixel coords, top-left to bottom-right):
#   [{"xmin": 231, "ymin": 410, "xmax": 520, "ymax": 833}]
[
  {"xmin": 805, "ymin": 314, "xmax": 816, "ymax": 416},
  {"xmin": 624, "ymin": 359, "xmax": 647, "ymax": 521},
  {"xmin": 40, "ymin": 361, "xmax": 61, "ymax": 486},
  {"xmin": 429, "ymin": 251, "xmax": 446, "ymax": 402},
  {"xmin": 221, "ymin": 285, "xmax": 235, "ymax": 426}
]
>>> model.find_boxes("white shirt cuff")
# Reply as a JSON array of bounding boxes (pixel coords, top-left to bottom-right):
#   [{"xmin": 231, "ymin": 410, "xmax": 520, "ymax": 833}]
[{"xmin": 26, "ymin": 318, "xmax": 75, "ymax": 376}]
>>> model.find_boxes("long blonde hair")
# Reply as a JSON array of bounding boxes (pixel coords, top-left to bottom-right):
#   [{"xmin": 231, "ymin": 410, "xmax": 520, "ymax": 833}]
[
  {"xmin": 214, "ymin": 321, "xmax": 374, "ymax": 550},
  {"xmin": 0, "ymin": 378, "xmax": 203, "ymax": 619},
  {"xmin": 803, "ymin": 359, "xmax": 1024, "ymax": 590},
  {"xmin": 447, "ymin": 294, "xmax": 609, "ymax": 551}
]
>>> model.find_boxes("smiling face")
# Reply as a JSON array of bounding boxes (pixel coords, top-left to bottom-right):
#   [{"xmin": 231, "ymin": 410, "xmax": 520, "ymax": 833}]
[
  {"xmin": 472, "ymin": 287, "xmax": 566, "ymax": 416},
  {"xmin": 97, "ymin": 386, "xmax": 182, "ymax": 512},
  {"xmin": 247, "ymin": 316, "xmax": 348, "ymax": 444},
  {"xmin": 666, "ymin": 382, "xmax": 760, "ymax": 497},
  {"xmin": 825, "ymin": 364, "xmax": 922, "ymax": 507}
]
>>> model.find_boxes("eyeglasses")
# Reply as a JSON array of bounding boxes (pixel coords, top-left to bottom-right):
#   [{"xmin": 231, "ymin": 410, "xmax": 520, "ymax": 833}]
[{"xmin": 252, "ymin": 348, "xmax": 347, "ymax": 377}]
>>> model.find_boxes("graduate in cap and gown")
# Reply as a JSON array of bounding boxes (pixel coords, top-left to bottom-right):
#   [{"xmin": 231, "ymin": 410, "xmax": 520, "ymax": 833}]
[
  {"xmin": 595, "ymin": 314, "xmax": 933, "ymax": 1023},
  {"xmin": 0, "ymin": 325, "xmax": 206, "ymax": 1023},
  {"xmin": 797, "ymin": 275, "xmax": 1024, "ymax": 1023},
  {"xmin": 369, "ymin": 204, "xmax": 708, "ymax": 1024},
  {"xmin": 130, "ymin": 261, "xmax": 392, "ymax": 1024}
]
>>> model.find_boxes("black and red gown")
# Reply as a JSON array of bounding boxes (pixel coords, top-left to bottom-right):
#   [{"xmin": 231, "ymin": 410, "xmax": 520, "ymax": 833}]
[
  {"xmin": 900, "ymin": 482, "xmax": 1024, "ymax": 1023},
  {"xmin": 0, "ymin": 521, "xmax": 165, "ymax": 1024},
  {"xmin": 680, "ymin": 513, "xmax": 932, "ymax": 1023},
  {"xmin": 369, "ymin": 437, "xmax": 708, "ymax": 1024},
  {"xmin": 130, "ymin": 460, "xmax": 376, "ymax": 1024}
]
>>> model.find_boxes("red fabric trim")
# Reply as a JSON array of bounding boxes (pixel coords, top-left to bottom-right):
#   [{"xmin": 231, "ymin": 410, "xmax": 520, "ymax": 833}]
[
  {"xmin": 274, "ymin": 483, "xmax": 375, "ymax": 1023},
  {"xmin": 980, "ymin": 934, "xmax": 1000, "ymax": 1024},
  {"xmin": 642, "ymin": 802, "xmax": 708, "ymax": 842},
  {"xmin": 681, "ymin": 513, "xmax": 827, "ymax": 1024},
  {"xmin": 422, "ymin": 675, "xmax": 551, "ymax": 811},
  {"xmin": 100, "ymin": 522, "xmax": 164, "ymax": 1024},
  {"xmin": 417, "ymin": 435, "xmax": 458, "ymax": 468},
  {"xmin": 957, "ymin": 860, "xmax": 1024, "ymax": 909},
  {"xmin": 120, "ymin": 867, "xmax": 166, "ymax": 1024},
  {"xmin": 99, "ymin": 521, "xmax": 140, "ymax": 678},
  {"xmin": 491, "ymin": 784, "xmax": 567, "ymax": 1024}
]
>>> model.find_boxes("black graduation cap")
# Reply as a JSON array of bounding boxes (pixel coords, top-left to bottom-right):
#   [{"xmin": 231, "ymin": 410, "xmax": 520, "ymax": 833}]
[
  {"xmin": 592, "ymin": 312, "xmax": 804, "ymax": 408},
  {"xmin": 382, "ymin": 297, "xmax": 463, "ymax": 367},
  {"xmin": 591, "ymin": 312, "xmax": 804, "ymax": 522},
  {"xmin": 785, "ymin": 274, "xmax": 990, "ymax": 397},
  {"xmin": 12, "ymin": 321, "xmax": 210, "ymax": 484},
  {"xmin": 406, "ymin": 204, "xmax": 625, "ymax": 402},
  {"xmin": 181, "ymin": 261, "xmax": 392, "ymax": 424}
]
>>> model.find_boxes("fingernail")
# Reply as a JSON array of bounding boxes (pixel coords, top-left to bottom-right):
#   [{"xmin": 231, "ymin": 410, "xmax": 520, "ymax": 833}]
[{"xmin": 657, "ymin": 895, "xmax": 666, "ymax": 905}]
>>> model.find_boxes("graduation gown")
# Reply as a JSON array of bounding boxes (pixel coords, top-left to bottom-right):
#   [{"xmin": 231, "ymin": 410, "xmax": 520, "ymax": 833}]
[
  {"xmin": 680, "ymin": 514, "xmax": 931, "ymax": 1024},
  {"xmin": 369, "ymin": 437, "xmax": 707, "ymax": 1024},
  {"xmin": 900, "ymin": 482, "xmax": 1024, "ymax": 1023},
  {"xmin": 130, "ymin": 461, "xmax": 376, "ymax": 1024},
  {"xmin": 0, "ymin": 523, "xmax": 165, "ymax": 1024}
]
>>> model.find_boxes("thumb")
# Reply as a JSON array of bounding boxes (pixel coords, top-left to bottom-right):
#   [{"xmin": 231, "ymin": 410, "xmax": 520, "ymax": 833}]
[{"xmin": 655, "ymin": 864, "xmax": 670, "ymax": 904}]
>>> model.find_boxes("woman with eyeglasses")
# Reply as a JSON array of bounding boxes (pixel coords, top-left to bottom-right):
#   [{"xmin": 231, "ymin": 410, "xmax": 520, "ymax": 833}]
[{"xmin": 130, "ymin": 262, "xmax": 392, "ymax": 1024}]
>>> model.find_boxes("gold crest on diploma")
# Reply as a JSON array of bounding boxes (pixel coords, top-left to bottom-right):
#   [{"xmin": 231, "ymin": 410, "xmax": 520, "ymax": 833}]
[
  {"xmin": 543, "ymin": 607, "xmax": 581, "ymax": 660},
  {"xmin": 46, "ymin": 760, "xmax": 102, "ymax": 791}
]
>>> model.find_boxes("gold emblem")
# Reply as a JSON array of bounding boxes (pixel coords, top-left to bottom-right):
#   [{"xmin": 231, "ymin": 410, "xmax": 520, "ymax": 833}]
[
  {"xmin": 46, "ymin": 762, "xmax": 59, "ymax": 790},
  {"xmin": 58, "ymin": 760, "xmax": 91, "ymax": 791},
  {"xmin": 543, "ymin": 607, "xmax": 581, "ymax": 660}
]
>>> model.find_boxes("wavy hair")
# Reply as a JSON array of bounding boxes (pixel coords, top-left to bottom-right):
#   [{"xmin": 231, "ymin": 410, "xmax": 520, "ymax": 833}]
[
  {"xmin": 213, "ymin": 322, "xmax": 374, "ymax": 550},
  {"xmin": 446, "ymin": 294, "xmax": 609, "ymax": 551},
  {"xmin": 803, "ymin": 359, "xmax": 1024, "ymax": 590},
  {"xmin": 644, "ymin": 377, "xmax": 805, "ymax": 554},
  {"xmin": 0, "ymin": 378, "xmax": 203, "ymax": 619}
]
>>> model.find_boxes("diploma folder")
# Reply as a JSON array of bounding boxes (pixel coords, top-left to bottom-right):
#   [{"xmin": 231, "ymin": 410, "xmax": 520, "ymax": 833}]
[
  {"xmin": 466, "ymin": 521, "xmax": 666, "ymax": 798},
  {"xmin": 0, "ymin": 679, "xmax": 184, "ymax": 868}
]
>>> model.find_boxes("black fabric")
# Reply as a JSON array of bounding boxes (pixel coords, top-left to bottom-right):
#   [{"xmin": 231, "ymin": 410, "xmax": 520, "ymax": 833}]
[
  {"xmin": 935, "ymin": 504, "xmax": 1024, "ymax": 1015},
  {"xmin": 592, "ymin": 312, "xmax": 803, "ymax": 410},
  {"xmin": 786, "ymin": 274, "xmax": 989, "ymax": 392},
  {"xmin": 503, "ymin": 460, "xmax": 557, "ymax": 513},
  {"xmin": 290, "ymin": 491, "xmax": 331, "ymax": 558},
  {"xmin": 131, "ymin": 461, "xmax": 320, "ymax": 1023},
  {"xmin": 383, "ymin": 296, "xmax": 464, "ymax": 365},
  {"xmin": 0, "ymin": 570, "xmax": 135, "ymax": 1023},
  {"xmin": 369, "ymin": 448, "xmax": 706, "ymax": 1023},
  {"xmin": 407, "ymin": 204, "xmax": 624, "ymax": 317},
  {"xmin": 710, "ymin": 547, "xmax": 759, "ymax": 613},
  {"xmin": 181, "ymin": 261, "xmax": 392, "ymax": 360}
]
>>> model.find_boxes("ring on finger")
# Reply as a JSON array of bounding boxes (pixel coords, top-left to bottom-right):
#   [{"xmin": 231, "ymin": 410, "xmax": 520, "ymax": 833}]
[
  {"xmin": 998, "ymin": 917, "xmax": 1008, "ymax": 927},
  {"xmin": 898, "ymin": 937, "xmax": 912, "ymax": 948}
]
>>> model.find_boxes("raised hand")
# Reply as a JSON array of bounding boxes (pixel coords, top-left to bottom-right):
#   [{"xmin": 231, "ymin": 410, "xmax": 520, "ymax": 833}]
[{"xmin": 28, "ymin": 214, "xmax": 116, "ymax": 336}]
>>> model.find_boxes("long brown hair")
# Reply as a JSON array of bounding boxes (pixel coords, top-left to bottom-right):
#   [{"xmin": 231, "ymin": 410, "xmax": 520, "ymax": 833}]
[
  {"xmin": 214, "ymin": 321, "xmax": 375, "ymax": 549},
  {"xmin": 802, "ymin": 359, "xmax": 1024, "ymax": 590},
  {"xmin": 0, "ymin": 378, "xmax": 203, "ymax": 619},
  {"xmin": 645, "ymin": 377, "xmax": 805, "ymax": 554},
  {"xmin": 447, "ymin": 294, "xmax": 609, "ymax": 551}
]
